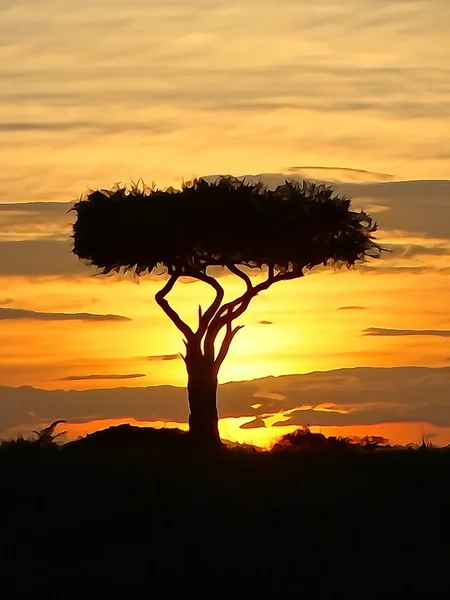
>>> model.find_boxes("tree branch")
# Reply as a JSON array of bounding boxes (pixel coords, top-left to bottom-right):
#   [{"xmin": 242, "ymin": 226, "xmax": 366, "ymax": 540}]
[
  {"xmin": 226, "ymin": 264, "xmax": 253, "ymax": 292},
  {"xmin": 204, "ymin": 267, "xmax": 304, "ymax": 356},
  {"xmin": 212, "ymin": 263, "xmax": 296, "ymax": 327},
  {"xmin": 214, "ymin": 323, "xmax": 245, "ymax": 375},
  {"xmin": 204, "ymin": 292, "xmax": 250, "ymax": 358},
  {"xmin": 250, "ymin": 268, "xmax": 302, "ymax": 297},
  {"xmin": 204, "ymin": 266, "xmax": 253, "ymax": 335},
  {"xmin": 183, "ymin": 268, "xmax": 225, "ymax": 339},
  {"xmin": 227, "ymin": 268, "xmax": 302, "ymax": 322},
  {"xmin": 200, "ymin": 264, "xmax": 252, "ymax": 354},
  {"xmin": 155, "ymin": 273, "xmax": 195, "ymax": 341}
]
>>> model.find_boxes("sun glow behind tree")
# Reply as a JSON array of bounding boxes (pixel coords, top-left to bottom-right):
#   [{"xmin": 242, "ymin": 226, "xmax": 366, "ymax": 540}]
[{"xmin": 71, "ymin": 176, "xmax": 382, "ymax": 445}]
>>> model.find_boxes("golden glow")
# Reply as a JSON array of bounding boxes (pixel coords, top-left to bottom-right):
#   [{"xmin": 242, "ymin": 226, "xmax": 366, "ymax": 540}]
[
  {"xmin": 1, "ymin": 267, "xmax": 449, "ymax": 389},
  {"xmin": 16, "ymin": 418, "xmax": 450, "ymax": 450}
]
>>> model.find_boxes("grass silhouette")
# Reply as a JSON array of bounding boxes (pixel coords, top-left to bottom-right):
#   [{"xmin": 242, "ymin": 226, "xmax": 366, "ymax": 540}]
[{"xmin": 0, "ymin": 424, "xmax": 449, "ymax": 595}]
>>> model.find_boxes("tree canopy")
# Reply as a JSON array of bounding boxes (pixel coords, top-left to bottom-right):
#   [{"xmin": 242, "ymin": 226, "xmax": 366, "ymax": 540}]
[{"xmin": 71, "ymin": 176, "xmax": 382, "ymax": 276}]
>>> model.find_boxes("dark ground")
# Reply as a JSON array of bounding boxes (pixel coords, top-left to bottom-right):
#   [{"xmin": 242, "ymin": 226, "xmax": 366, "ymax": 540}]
[{"xmin": 1, "ymin": 425, "xmax": 449, "ymax": 597}]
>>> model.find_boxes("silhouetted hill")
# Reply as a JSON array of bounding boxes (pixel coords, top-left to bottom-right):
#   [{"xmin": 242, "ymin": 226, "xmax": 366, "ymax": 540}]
[
  {"xmin": 68, "ymin": 422, "xmax": 190, "ymax": 452},
  {"xmin": 1, "ymin": 426, "xmax": 450, "ymax": 595}
]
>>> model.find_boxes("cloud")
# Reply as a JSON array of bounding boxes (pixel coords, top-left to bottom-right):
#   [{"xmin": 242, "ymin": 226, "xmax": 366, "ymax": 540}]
[
  {"xmin": 2, "ymin": 366, "xmax": 450, "ymax": 435},
  {"xmin": 383, "ymin": 244, "xmax": 450, "ymax": 259},
  {"xmin": 3, "ymin": 61, "xmax": 449, "ymax": 123},
  {"xmin": 285, "ymin": 166, "xmax": 394, "ymax": 183},
  {"xmin": 0, "ymin": 238, "xmax": 163, "ymax": 279},
  {"xmin": 0, "ymin": 122, "xmax": 95, "ymax": 133},
  {"xmin": 0, "ymin": 240, "xmax": 88, "ymax": 276},
  {"xmin": 363, "ymin": 328, "xmax": 450, "ymax": 338},
  {"xmin": 58, "ymin": 374, "xmax": 146, "ymax": 381},
  {"xmin": 0, "ymin": 307, "xmax": 130, "ymax": 322},
  {"xmin": 0, "ymin": 121, "xmax": 177, "ymax": 136},
  {"xmin": 240, "ymin": 418, "xmax": 266, "ymax": 429},
  {"xmin": 0, "ymin": 233, "xmax": 226, "ymax": 280},
  {"xmin": 145, "ymin": 354, "xmax": 181, "ymax": 362},
  {"xmin": 271, "ymin": 406, "xmax": 412, "ymax": 428},
  {"xmin": 0, "ymin": 202, "xmax": 72, "ymax": 242},
  {"xmin": 0, "ymin": 384, "xmax": 188, "ymax": 433},
  {"xmin": 356, "ymin": 241, "xmax": 450, "ymax": 275},
  {"xmin": 335, "ymin": 180, "xmax": 450, "ymax": 241},
  {"xmin": 259, "ymin": 320, "xmax": 273, "ymax": 325},
  {"xmin": 337, "ymin": 306, "xmax": 367, "ymax": 311},
  {"xmin": 357, "ymin": 265, "xmax": 433, "ymax": 275},
  {"xmin": 0, "ymin": 298, "xmax": 14, "ymax": 306}
]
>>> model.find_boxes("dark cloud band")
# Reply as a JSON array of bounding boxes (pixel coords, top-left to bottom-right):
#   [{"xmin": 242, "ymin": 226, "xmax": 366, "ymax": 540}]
[
  {"xmin": 363, "ymin": 327, "xmax": 450, "ymax": 337},
  {"xmin": 59, "ymin": 374, "xmax": 145, "ymax": 381},
  {"xmin": 0, "ymin": 307, "xmax": 130, "ymax": 322}
]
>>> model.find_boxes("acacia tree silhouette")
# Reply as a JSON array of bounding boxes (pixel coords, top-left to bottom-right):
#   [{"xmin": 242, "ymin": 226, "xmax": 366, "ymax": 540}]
[{"xmin": 71, "ymin": 176, "xmax": 382, "ymax": 446}]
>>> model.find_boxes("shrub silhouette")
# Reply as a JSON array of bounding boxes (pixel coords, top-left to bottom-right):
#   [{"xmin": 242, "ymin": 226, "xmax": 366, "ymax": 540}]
[
  {"xmin": 71, "ymin": 176, "xmax": 382, "ymax": 446},
  {"xmin": 32, "ymin": 420, "xmax": 67, "ymax": 446},
  {"xmin": 273, "ymin": 426, "xmax": 389, "ymax": 452}
]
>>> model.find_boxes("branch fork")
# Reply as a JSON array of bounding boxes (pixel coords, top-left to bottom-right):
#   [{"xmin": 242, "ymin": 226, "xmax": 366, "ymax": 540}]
[{"xmin": 155, "ymin": 263, "xmax": 304, "ymax": 368}]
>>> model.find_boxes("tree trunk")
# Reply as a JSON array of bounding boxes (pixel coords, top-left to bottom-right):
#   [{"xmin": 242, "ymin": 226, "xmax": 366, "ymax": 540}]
[{"xmin": 185, "ymin": 349, "xmax": 221, "ymax": 447}]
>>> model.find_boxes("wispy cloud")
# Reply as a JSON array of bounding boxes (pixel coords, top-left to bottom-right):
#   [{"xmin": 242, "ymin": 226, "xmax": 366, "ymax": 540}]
[
  {"xmin": 145, "ymin": 354, "xmax": 180, "ymax": 362},
  {"xmin": 358, "ymin": 266, "xmax": 432, "ymax": 275},
  {"xmin": 259, "ymin": 320, "xmax": 273, "ymax": 325},
  {"xmin": 363, "ymin": 327, "xmax": 450, "ymax": 338},
  {"xmin": 0, "ymin": 308, "xmax": 130, "ymax": 322},
  {"xmin": 285, "ymin": 166, "xmax": 394, "ymax": 183},
  {"xmin": 0, "ymin": 121, "xmax": 176, "ymax": 135},
  {"xmin": 383, "ymin": 244, "xmax": 450, "ymax": 259},
  {"xmin": 58, "ymin": 374, "xmax": 145, "ymax": 381},
  {"xmin": 240, "ymin": 418, "xmax": 266, "ymax": 429},
  {"xmin": 0, "ymin": 202, "xmax": 72, "ymax": 242},
  {"xmin": 0, "ymin": 240, "xmax": 87, "ymax": 277},
  {"xmin": 0, "ymin": 298, "xmax": 14, "ymax": 306},
  {"xmin": 337, "ymin": 306, "xmax": 367, "ymax": 311},
  {"xmin": 0, "ymin": 122, "xmax": 95, "ymax": 133}
]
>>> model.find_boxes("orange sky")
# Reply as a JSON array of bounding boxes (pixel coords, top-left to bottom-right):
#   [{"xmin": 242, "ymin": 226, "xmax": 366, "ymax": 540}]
[
  {"xmin": 1, "ymin": 266, "xmax": 449, "ymax": 390},
  {"xmin": 1, "ymin": 0, "xmax": 449, "ymax": 446}
]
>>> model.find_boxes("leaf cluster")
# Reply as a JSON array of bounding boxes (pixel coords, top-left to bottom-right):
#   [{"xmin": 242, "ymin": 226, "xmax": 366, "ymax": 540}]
[{"xmin": 71, "ymin": 176, "xmax": 382, "ymax": 276}]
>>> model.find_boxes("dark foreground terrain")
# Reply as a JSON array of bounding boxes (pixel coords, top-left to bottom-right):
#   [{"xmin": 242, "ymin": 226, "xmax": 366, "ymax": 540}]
[{"xmin": 1, "ymin": 425, "xmax": 449, "ymax": 597}]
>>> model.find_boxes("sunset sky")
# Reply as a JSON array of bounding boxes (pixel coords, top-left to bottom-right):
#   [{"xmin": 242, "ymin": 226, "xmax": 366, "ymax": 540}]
[{"xmin": 1, "ymin": 0, "xmax": 449, "ymax": 446}]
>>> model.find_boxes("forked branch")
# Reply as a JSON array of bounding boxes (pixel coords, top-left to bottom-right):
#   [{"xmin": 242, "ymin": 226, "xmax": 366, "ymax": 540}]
[
  {"xmin": 183, "ymin": 268, "xmax": 225, "ymax": 339},
  {"xmin": 214, "ymin": 321, "xmax": 245, "ymax": 375},
  {"xmin": 204, "ymin": 266, "xmax": 304, "ymax": 356},
  {"xmin": 226, "ymin": 264, "xmax": 252, "ymax": 292},
  {"xmin": 155, "ymin": 272, "xmax": 195, "ymax": 341}
]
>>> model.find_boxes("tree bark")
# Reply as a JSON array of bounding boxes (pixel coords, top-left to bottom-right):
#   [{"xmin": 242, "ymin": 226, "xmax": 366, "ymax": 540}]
[{"xmin": 185, "ymin": 347, "xmax": 221, "ymax": 447}]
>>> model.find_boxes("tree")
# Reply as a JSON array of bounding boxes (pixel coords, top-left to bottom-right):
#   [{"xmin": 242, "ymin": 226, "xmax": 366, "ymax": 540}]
[{"xmin": 71, "ymin": 176, "xmax": 382, "ymax": 446}]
